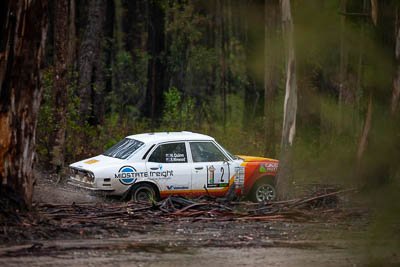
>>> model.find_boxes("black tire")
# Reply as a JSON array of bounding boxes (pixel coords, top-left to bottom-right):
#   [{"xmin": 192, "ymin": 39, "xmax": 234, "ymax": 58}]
[
  {"xmin": 250, "ymin": 179, "xmax": 276, "ymax": 202},
  {"xmin": 129, "ymin": 183, "xmax": 158, "ymax": 202}
]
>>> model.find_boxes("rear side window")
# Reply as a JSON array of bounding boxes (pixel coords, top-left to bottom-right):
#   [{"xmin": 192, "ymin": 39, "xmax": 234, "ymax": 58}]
[
  {"xmin": 103, "ymin": 138, "xmax": 144, "ymax": 159},
  {"xmin": 149, "ymin": 143, "xmax": 187, "ymax": 163},
  {"xmin": 190, "ymin": 142, "xmax": 228, "ymax": 162}
]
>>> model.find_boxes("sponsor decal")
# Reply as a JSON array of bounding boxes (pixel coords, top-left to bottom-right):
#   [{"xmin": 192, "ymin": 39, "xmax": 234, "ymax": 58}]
[
  {"xmin": 207, "ymin": 165, "xmax": 229, "ymax": 188},
  {"xmin": 209, "ymin": 165, "xmax": 216, "ymax": 183},
  {"xmin": 259, "ymin": 165, "xmax": 267, "ymax": 173},
  {"xmin": 166, "ymin": 185, "xmax": 189, "ymax": 190},
  {"xmin": 84, "ymin": 159, "xmax": 99, "ymax": 164},
  {"xmin": 115, "ymin": 166, "xmax": 174, "ymax": 185},
  {"xmin": 115, "ymin": 166, "xmax": 138, "ymax": 185},
  {"xmin": 207, "ymin": 183, "xmax": 229, "ymax": 188},
  {"xmin": 263, "ymin": 162, "xmax": 278, "ymax": 172},
  {"xmin": 149, "ymin": 170, "xmax": 174, "ymax": 178}
]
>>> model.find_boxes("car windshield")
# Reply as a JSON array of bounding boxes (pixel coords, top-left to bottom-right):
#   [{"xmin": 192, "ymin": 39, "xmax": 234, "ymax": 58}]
[
  {"xmin": 103, "ymin": 138, "xmax": 144, "ymax": 159},
  {"xmin": 219, "ymin": 144, "xmax": 242, "ymax": 160}
]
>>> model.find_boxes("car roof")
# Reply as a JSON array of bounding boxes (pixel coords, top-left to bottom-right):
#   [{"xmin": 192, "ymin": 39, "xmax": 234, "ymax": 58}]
[{"xmin": 126, "ymin": 131, "xmax": 214, "ymax": 144}]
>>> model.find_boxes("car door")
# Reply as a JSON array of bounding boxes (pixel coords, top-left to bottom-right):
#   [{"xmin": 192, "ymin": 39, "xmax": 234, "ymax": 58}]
[
  {"xmin": 189, "ymin": 141, "xmax": 231, "ymax": 196},
  {"xmin": 146, "ymin": 142, "xmax": 191, "ymax": 194}
]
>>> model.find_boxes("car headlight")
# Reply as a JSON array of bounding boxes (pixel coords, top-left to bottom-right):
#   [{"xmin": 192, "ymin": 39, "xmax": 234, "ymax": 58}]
[{"xmin": 84, "ymin": 172, "xmax": 95, "ymax": 183}]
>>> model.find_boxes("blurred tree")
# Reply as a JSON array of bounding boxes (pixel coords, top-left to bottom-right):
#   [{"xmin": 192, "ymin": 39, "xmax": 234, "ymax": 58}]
[
  {"xmin": 391, "ymin": 5, "xmax": 400, "ymax": 115},
  {"xmin": 243, "ymin": 0, "xmax": 264, "ymax": 129},
  {"xmin": 145, "ymin": 0, "xmax": 165, "ymax": 126},
  {"xmin": 69, "ymin": 0, "xmax": 76, "ymax": 64},
  {"xmin": 338, "ymin": 0, "xmax": 348, "ymax": 129},
  {"xmin": 50, "ymin": 0, "xmax": 69, "ymax": 173},
  {"xmin": 264, "ymin": 0, "xmax": 281, "ymax": 157},
  {"xmin": 78, "ymin": 0, "xmax": 106, "ymax": 125},
  {"xmin": 0, "ymin": 0, "xmax": 48, "ymax": 208}
]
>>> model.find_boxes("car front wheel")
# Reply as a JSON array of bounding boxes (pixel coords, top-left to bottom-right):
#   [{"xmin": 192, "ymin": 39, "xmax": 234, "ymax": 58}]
[
  {"xmin": 130, "ymin": 183, "xmax": 157, "ymax": 202},
  {"xmin": 250, "ymin": 180, "xmax": 276, "ymax": 202}
]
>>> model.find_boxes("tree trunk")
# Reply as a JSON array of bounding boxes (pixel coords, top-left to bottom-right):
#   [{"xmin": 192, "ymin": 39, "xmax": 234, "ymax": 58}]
[
  {"xmin": 264, "ymin": 0, "xmax": 280, "ymax": 158},
  {"xmin": 78, "ymin": 0, "xmax": 106, "ymax": 123},
  {"xmin": 114, "ymin": 0, "xmax": 124, "ymax": 51},
  {"xmin": 242, "ymin": 0, "xmax": 262, "ymax": 130},
  {"xmin": 0, "ymin": 0, "xmax": 48, "ymax": 208},
  {"xmin": 371, "ymin": 0, "xmax": 378, "ymax": 26},
  {"xmin": 68, "ymin": 0, "xmax": 76, "ymax": 64},
  {"xmin": 356, "ymin": 91, "xmax": 372, "ymax": 172},
  {"xmin": 145, "ymin": 0, "xmax": 165, "ymax": 126},
  {"xmin": 51, "ymin": 0, "xmax": 69, "ymax": 172},
  {"xmin": 221, "ymin": 0, "xmax": 227, "ymax": 131},
  {"xmin": 338, "ymin": 0, "xmax": 347, "ymax": 131},
  {"xmin": 276, "ymin": 0, "xmax": 297, "ymax": 200},
  {"xmin": 215, "ymin": 0, "xmax": 226, "ymax": 129},
  {"xmin": 392, "ymin": 6, "xmax": 400, "ymax": 116}
]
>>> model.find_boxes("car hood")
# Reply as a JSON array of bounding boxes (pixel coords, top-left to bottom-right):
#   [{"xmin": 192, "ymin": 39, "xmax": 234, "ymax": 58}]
[
  {"xmin": 236, "ymin": 155, "xmax": 278, "ymax": 162},
  {"xmin": 69, "ymin": 154, "xmax": 124, "ymax": 172}
]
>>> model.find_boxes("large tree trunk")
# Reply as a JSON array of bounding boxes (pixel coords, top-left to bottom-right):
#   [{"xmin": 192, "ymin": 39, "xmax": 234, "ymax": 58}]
[
  {"xmin": 219, "ymin": 0, "xmax": 227, "ymax": 131},
  {"xmin": 242, "ymin": 0, "xmax": 263, "ymax": 130},
  {"xmin": 145, "ymin": 0, "xmax": 165, "ymax": 126},
  {"xmin": 68, "ymin": 0, "xmax": 76, "ymax": 64},
  {"xmin": 114, "ymin": 0, "xmax": 124, "ymax": 52},
  {"xmin": 0, "ymin": 0, "xmax": 48, "ymax": 208},
  {"xmin": 51, "ymin": 0, "xmax": 69, "ymax": 172},
  {"xmin": 78, "ymin": 0, "xmax": 106, "ymax": 123},
  {"xmin": 392, "ymin": 6, "xmax": 400, "ymax": 116},
  {"xmin": 276, "ymin": 0, "xmax": 297, "ymax": 200},
  {"xmin": 264, "ymin": 0, "xmax": 280, "ymax": 158}
]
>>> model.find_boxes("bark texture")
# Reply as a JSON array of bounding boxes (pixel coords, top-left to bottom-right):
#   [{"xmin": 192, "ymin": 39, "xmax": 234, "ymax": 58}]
[
  {"xmin": 51, "ymin": 0, "xmax": 69, "ymax": 171},
  {"xmin": 145, "ymin": 0, "xmax": 165, "ymax": 125},
  {"xmin": 392, "ymin": 7, "xmax": 400, "ymax": 115},
  {"xmin": 276, "ymin": 0, "xmax": 297, "ymax": 200},
  {"xmin": 78, "ymin": 0, "xmax": 106, "ymax": 123},
  {"xmin": 0, "ymin": 0, "xmax": 48, "ymax": 208},
  {"xmin": 371, "ymin": 0, "xmax": 378, "ymax": 26},
  {"xmin": 68, "ymin": 0, "xmax": 76, "ymax": 62},
  {"xmin": 356, "ymin": 92, "xmax": 372, "ymax": 171},
  {"xmin": 338, "ymin": 0, "xmax": 348, "ymax": 126}
]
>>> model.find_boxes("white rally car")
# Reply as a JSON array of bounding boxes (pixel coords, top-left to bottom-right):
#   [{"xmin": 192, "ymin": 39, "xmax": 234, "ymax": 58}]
[{"xmin": 67, "ymin": 131, "xmax": 278, "ymax": 202}]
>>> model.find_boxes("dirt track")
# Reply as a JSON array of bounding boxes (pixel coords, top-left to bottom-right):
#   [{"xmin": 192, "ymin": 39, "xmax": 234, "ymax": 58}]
[{"xmin": 0, "ymin": 175, "xmax": 391, "ymax": 266}]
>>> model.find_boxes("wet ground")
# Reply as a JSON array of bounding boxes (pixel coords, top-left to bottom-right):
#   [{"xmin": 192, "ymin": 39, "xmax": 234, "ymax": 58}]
[{"xmin": 0, "ymin": 173, "xmax": 397, "ymax": 266}]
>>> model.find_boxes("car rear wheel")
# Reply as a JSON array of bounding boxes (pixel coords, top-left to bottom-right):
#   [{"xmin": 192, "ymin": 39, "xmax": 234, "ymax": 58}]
[
  {"xmin": 250, "ymin": 180, "xmax": 276, "ymax": 202},
  {"xmin": 130, "ymin": 183, "xmax": 157, "ymax": 202}
]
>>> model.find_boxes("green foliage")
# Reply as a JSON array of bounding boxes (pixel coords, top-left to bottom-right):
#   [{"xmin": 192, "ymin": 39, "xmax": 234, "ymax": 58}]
[
  {"xmin": 108, "ymin": 49, "xmax": 150, "ymax": 118},
  {"xmin": 161, "ymin": 87, "xmax": 195, "ymax": 131},
  {"xmin": 36, "ymin": 69, "xmax": 55, "ymax": 164}
]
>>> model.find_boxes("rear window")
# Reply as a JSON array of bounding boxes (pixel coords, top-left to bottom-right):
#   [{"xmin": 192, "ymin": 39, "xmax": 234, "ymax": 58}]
[{"xmin": 103, "ymin": 138, "xmax": 144, "ymax": 159}]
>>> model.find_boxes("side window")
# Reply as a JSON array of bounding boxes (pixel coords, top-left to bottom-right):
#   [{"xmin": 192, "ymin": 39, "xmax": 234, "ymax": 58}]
[
  {"xmin": 190, "ymin": 142, "xmax": 228, "ymax": 162},
  {"xmin": 148, "ymin": 143, "xmax": 187, "ymax": 163}
]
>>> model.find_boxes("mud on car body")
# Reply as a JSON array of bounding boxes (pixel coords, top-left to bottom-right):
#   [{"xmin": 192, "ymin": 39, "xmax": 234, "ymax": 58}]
[{"xmin": 67, "ymin": 131, "xmax": 279, "ymax": 202}]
